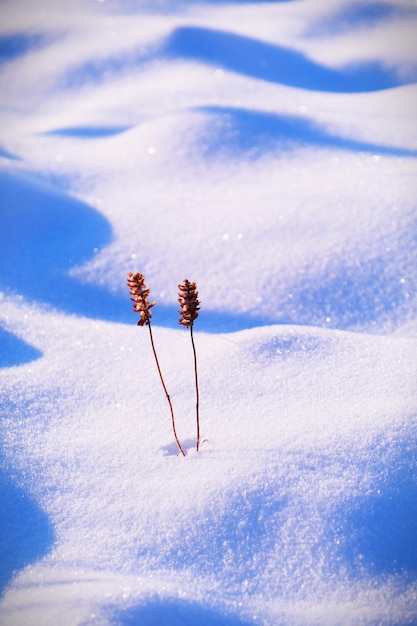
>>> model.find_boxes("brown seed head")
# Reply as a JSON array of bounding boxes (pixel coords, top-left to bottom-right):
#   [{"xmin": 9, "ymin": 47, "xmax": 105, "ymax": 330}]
[
  {"xmin": 178, "ymin": 279, "xmax": 200, "ymax": 328},
  {"xmin": 127, "ymin": 272, "xmax": 156, "ymax": 326}
]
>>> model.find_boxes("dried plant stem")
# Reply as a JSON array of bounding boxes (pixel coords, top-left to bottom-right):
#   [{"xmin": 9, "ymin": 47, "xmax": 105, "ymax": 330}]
[
  {"xmin": 128, "ymin": 272, "xmax": 186, "ymax": 457},
  {"xmin": 190, "ymin": 324, "xmax": 200, "ymax": 452},
  {"xmin": 147, "ymin": 323, "xmax": 186, "ymax": 457},
  {"xmin": 178, "ymin": 279, "xmax": 201, "ymax": 453}
]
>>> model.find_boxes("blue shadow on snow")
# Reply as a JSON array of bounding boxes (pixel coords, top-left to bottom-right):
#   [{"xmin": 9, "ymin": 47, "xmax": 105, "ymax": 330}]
[
  {"xmin": 0, "ymin": 465, "xmax": 54, "ymax": 596},
  {"xmin": 59, "ymin": 19, "xmax": 414, "ymax": 93},
  {"xmin": 0, "ymin": 327, "xmax": 42, "ymax": 368},
  {"xmin": 44, "ymin": 126, "xmax": 132, "ymax": 139},
  {"xmin": 341, "ymin": 477, "xmax": 417, "ymax": 577},
  {"xmin": 110, "ymin": 598, "xmax": 257, "ymax": 626},
  {"xmin": 0, "ymin": 33, "xmax": 44, "ymax": 64},
  {"xmin": 196, "ymin": 105, "xmax": 417, "ymax": 158},
  {"xmin": 0, "ymin": 146, "xmax": 20, "ymax": 160},
  {"xmin": 328, "ymin": 439, "xmax": 417, "ymax": 580},
  {"xmin": 162, "ymin": 26, "xmax": 414, "ymax": 93},
  {"xmin": 309, "ymin": 2, "xmax": 417, "ymax": 35},
  {"xmin": 0, "ymin": 169, "xmax": 130, "ymax": 323}
]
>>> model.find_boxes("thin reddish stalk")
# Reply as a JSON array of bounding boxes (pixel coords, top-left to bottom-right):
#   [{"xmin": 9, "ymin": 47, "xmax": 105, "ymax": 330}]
[
  {"xmin": 148, "ymin": 323, "xmax": 186, "ymax": 457},
  {"xmin": 190, "ymin": 324, "xmax": 200, "ymax": 451}
]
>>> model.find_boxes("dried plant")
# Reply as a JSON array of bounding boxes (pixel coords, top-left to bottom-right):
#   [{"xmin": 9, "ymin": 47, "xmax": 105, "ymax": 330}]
[
  {"xmin": 127, "ymin": 271, "xmax": 155, "ymax": 327},
  {"xmin": 178, "ymin": 279, "xmax": 201, "ymax": 451},
  {"xmin": 127, "ymin": 272, "xmax": 185, "ymax": 457}
]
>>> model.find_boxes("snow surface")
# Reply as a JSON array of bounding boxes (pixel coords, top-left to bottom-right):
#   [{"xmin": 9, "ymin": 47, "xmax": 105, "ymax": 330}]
[{"xmin": 1, "ymin": 0, "xmax": 417, "ymax": 624}]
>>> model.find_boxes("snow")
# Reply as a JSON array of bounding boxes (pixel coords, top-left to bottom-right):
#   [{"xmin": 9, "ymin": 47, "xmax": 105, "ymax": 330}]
[{"xmin": 1, "ymin": 0, "xmax": 417, "ymax": 624}]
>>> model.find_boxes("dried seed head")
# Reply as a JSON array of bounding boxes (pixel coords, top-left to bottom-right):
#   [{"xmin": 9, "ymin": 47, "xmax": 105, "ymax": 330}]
[
  {"xmin": 178, "ymin": 279, "xmax": 200, "ymax": 328},
  {"xmin": 127, "ymin": 272, "xmax": 156, "ymax": 326}
]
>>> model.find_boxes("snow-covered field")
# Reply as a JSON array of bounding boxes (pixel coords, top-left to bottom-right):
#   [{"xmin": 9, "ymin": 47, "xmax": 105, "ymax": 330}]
[{"xmin": 1, "ymin": 1, "xmax": 417, "ymax": 624}]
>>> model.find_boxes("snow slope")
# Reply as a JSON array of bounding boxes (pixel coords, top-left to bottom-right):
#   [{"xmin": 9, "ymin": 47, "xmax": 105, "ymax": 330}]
[{"xmin": 0, "ymin": 1, "xmax": 416, "ymax": 624}]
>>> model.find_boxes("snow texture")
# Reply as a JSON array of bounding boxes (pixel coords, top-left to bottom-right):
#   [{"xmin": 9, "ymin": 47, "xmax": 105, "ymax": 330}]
[{"xmin": 0, "ymin": 0, "xmax": 416, "ymax": 624}]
